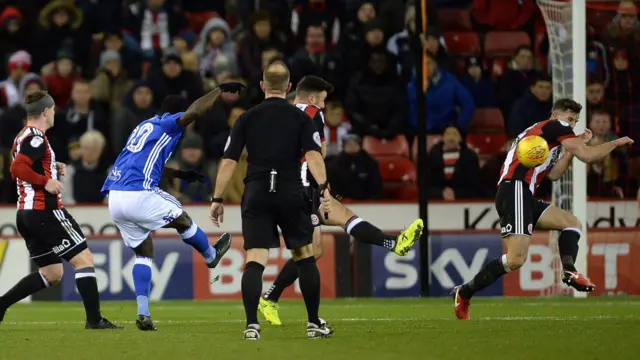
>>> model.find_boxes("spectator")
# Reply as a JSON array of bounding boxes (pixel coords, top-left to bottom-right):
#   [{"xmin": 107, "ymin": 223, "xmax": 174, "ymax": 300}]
[
  {"xmin": 289, "ymin": 23, "xmax": 345, "ymax": 98},
  {"xmin": 172, "ymin": 32, "xmax": 198, "ymax": 72},
  {"xmin": 79, "ymin": 0, "xmax": 124, "ymax": 36},
  {"xmin": 194, "ymin": 17, "xmax": 238, "ymax": 81},
  {"xmin": 586, "ymin": 79, "xmax": 616, "ymax": 122},
  {"xmin": 470, "ymin": 0, "xmax": 536, "ymax": 32},
  {"xmin": 339, "ymin": 2, "xmax": 376, "ymax": 60},
  {"xmin": 146, "ymin": 50, "xmax": 204, "ymax": 109},
  {"xmin": 236, "ymin": 1, "xmax": 293, "ymax": 45},
  {"xmin": 291, "ymin": 0, "xmax": 344, "ymax": 46},
  {"xmin": 93, "ymin": 31, "xmax": 143, "ymax": 80},
  {"xmin": 507, "ymin": 74, "xmax": 553, "ymax": 137},
  {"xmin": 238, "ymin": 11, "xmax": 286, "ymax": 84},
  {"xmin": 589, "ymin": 110, "xmax": 619, "ymax": 144},
  {"xmin": 0, "ymin": 50, "xmax": 37, "ymax": 108},
  {"xmin": 459, "ymin": 56, "xmax": 497, "ymax": 108},
  {"xmin": 90, "ymin": 50, "xmax": 133, "ymax": 114},
  {"xmin": 427, "ymin": 125, "xmax": 481, "ymax": 200},
  {"xmin": 110, "ymin": 81, "xmax": 157, "ymax": 157},
  {"xmin": 323, "ymin": 100, "xmax": 352, "ymax": 158},
  {"xmin": 603, "ymin": 1, "xmax": 640, "ymax": 42},
  {"xmin": 196, "ymin": 89, "xmax": 247, "ymax": 160},
  {"xmin": 423, "ymin": 27, "xmax": 455, "ymax": 74},
  {"xmin": 345, "ymin": 48, "xmax": 406, "ymax": 139},
  {"xmin": 606, "ymin": 49, "xmax": 633, "ymax": 111},
  {"xmin": 409, "ymin": 51, "xmax": 475, "ymax": 135},
  {"xmin": 0, "ymin": 6, "xmax": 28, "ymax": 79},
  {"xmin": 497, "ymin": 46, "xmax": 537, "ymax": 119},
  {"xmin": 34, "ymin": 0, "xmax": 90, "ymax": 74},
  {"xmin": 61, "ymin": 130, "xmax": 109, "ymax": 205},
  {"xmin": 0, "ymin": 76, "xmax": 44, "ymax": 149},
  {"xmin": 42, "ymin": 49, "xmax": 80, "ymax": 108},
  {"xmin": 481, "ymin": 139, "xmax": 515, "ymax": 197},
  {"xmin": 587, "ymin": 137, "xmax": 622, "ymax": 198},
  {"xmin": 345, "ymin": 19, "xmax": 387, "ymax": 74},
  {"xmin": 328, "ymin": 134, "xmax": 383, "ymax": 200},
  {"xmin": 165, "ymin": 133, "xmax": 215, "ymax": 203},
  {"xmin": 0, "ymin": 148, "xmax": 14, "ymax": 204},
  {"xmin": 49, "ymin": 79, "xmax": 107, "ymax": 163},
  {"xmin": 387, "ymin": 5, "xmax": 417, "ymax": 82},
  {"xmin": 123, "ymin": 0, "xmax": 188, "ymax": 61}
]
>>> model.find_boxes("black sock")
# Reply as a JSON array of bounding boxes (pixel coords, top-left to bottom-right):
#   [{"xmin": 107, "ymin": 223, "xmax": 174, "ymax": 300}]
[
  {"xmin": 346, "ymin": 216, "xmax": 396, "ymax": 251},
  {"xmin": 459, "ymin": 256, "xmax": 508, "ymax": 299},
  {"xmin": 0, "ymin": 271, "xmax": 48, "ymax": 309},
  {"xmin": 242, "ymin": 261, "xmax": 265, "ymax": 326},
  {"xmin": 264, "ymin": 258, "xmax": 298, "ymax": 302},
  {"xmin": 558, "ymin": 228, "xmax": 580, "ymax": 272},
  {"xmin": 296, "ymin": 256, "xmax": 321, "ymax": 325},
  {"xmin": 75, "ymin": 267, "xmax": 102, "ymax": 324}
]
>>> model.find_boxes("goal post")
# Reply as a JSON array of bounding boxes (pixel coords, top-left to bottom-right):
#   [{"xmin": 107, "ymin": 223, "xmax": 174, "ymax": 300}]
[{"xmin": 538, "ymin": 0, "xmax": 588, "ymax": 298}]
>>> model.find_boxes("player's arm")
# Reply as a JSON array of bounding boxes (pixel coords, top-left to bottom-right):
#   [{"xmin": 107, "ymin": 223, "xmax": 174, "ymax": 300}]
[
  {"xmin": 301, "ymin": 114, "xmax": 328, "ymax": 187},
  {"xmin": 212, "ymin": 112, "xmax": 246, "ymax": 199},
  {"xmin": 546, "ymin": 152, "xmax": 574, "ymax": 181},
  {"xmin": 10, "ymin": 135, "xmax": 49, "ymax": 188},
  {"xmin": 313, "ymin": 109, "xmax": 327, "ymax": 158},
  {"xmin": 177, "ymin": 87, "xmax": 222, "ymax": 127},
  {"xmin": 562, "ymin": 137, "xmax": 633, "ymax": 163}
]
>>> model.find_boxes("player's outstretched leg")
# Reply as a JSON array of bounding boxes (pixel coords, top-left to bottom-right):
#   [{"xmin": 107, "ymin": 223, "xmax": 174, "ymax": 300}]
[
  {"xmin": 325, "ymin": 198, "xmax": 423, "ymax": 256},
  {"xmin": 291, "ymin": 244, "xmax": 333, "ymax": 339},
  {"xmin": 0, "ymin": 266, "xmax": 58, "ymax": 324},
  {"xmin": 130, "ymin": 236, "xmax": 156, "ymax": 331},
  {"xmin": 168, "ymin": 212, "xmax": 231, "ymax": 268},
  {"xmin": 536, "ymin": 206, "xmax": 595, "ymax": 292}
]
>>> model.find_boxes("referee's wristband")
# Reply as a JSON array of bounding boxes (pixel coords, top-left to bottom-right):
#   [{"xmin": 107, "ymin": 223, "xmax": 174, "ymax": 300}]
[{"xmin": 211, "ymin": 197, "xmax": 224, "ymax": 203}]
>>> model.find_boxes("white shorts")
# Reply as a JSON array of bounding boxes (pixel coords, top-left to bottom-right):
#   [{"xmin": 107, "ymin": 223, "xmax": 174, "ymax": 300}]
[{"xmin": 107, "ymin": 189, "xmax": 183, "ymax": 248}]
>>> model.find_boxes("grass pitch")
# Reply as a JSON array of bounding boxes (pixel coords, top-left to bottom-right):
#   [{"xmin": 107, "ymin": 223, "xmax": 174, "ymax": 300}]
[{"xmin": 0, "ymin": 297, "xmax": 638, "ymax": 360}]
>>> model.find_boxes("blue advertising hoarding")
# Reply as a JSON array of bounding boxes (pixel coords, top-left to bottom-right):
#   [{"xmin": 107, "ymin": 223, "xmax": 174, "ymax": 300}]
[
  {"xmin": 62, "ymin": 239, "xmax": 194, "ymax": 301},
  {"xmin": 429, "ymin": 234, "xmax": 503, "ymax": 297},
  {"xmin": 371, "ymin": 242, "xmax": 421, "ymax": 297}
]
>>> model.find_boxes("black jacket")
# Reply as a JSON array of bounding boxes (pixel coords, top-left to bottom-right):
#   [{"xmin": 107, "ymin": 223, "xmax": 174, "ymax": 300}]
[
  {"xmin": 426, "ymin": 142, "xmax": 481, "ymax": 199},
  {"xmin": 328, "ymin": 151, "xmax": 382, "ymax": 200},
  {"xmin": 508, "ymin": 91, "xmax": 552, "ymax": 138}
]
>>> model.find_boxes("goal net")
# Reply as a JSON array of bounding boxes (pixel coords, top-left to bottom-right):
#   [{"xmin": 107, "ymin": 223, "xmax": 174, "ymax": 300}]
[{"xmin": 538, "ymin": 0, "xmax": 640, "ymax": 297}]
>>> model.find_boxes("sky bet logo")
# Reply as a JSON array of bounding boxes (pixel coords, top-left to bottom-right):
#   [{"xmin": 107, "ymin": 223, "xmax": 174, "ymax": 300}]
[{"xmin": 62, "ymin": 239, "xmax": 193, "ymax": 301}]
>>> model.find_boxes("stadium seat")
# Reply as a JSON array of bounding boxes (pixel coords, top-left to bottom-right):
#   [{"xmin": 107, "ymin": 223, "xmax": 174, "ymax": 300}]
[
  {"xmin": 437, "ymin": 9, "xmax": 472, "ymax": 31},
  {"xmin": 466, "ymin": 133, "xmax": 508, "ymax": 156},
  {"xmin": 411, "ymin": 135, "xmax": 443, "ymax": 160},
  {"xmin": 469, "ymin": 108, "xmax": 505, "ymax": 133},
  {"xmin": 586, "ymin": 9, "xmax": 613, "ymax": 32},
  {"xmin": 484, "ymin": 31, "xmax": 531, "ymax": 57},
  {"xmin": 391, "ymin": 184, "xmax": 419, "ymax": 201},
  {"xmin": 363, "ymin": 135, "xmax": 410, "ymax": 158},
  {"xmin": 377, "ymin": 156, "xmax": 417, "ymax": 183},
  {"xmin": 442, "ymin": 32, "xmax": 481, "ymax": 57}
]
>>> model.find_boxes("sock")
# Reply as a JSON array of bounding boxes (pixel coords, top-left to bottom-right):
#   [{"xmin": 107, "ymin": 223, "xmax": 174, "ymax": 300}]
[
  {"xmin": 75, "ymin": 267, "xmax": 102, "ymax": 324},
  {"xmin": 242, "ymin": 261, "xmax": 265, "ymax": 326},
  {"xmin": 132, "ymin": 257, "xmax": 153, "ymax": 316},
  {"xmin": 179, "ymin": 222, "xmax": 216, "ymax": 263},
  {"xmin": 0, "ymin": 271, "xmax": 49, "ymax": 309},
  {"xmin": 264, "ymin": 258, "xmax": 299, "ymax": 302},
  {"xmin": 459, "ymin": 255, "xmax": 509, "ymax": 300},
  {"xmin": 296, "ymin": 257, "xmax": 321, "ymax": 325},
  {"xmin": 345, "ymin": 216, "xmax": 396, "ymax": 251},
  {"xmin": 558, "ymin": 228, "xmax": 581, "ymax": 272}
]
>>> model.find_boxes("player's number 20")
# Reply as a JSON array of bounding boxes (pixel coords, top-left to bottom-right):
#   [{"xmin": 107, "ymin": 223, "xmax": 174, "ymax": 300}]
[{"xmin": 126, "ymin": 123, "xmax": 154, "ymax": 153}]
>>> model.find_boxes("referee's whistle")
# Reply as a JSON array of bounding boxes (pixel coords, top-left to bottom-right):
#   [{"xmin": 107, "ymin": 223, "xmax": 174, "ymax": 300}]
[{"xmin": 269, "ymin": 169, "xmax": 277, "ymax": 193}]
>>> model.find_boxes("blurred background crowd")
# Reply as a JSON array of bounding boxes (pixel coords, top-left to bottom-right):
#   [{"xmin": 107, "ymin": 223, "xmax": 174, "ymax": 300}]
[{"xmin": 0, "ymin": 0, "xmax": 638, "ymax": 205}]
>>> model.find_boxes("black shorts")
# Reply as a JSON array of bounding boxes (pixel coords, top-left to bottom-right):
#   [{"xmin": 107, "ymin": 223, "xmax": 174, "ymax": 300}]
[
  {"xmin": 495, "ymin": 180, "xmax": 551, "ymax": 237},
  {"xmin": 241, "ymin": 181, "xmax": 314, "ymax": 250},
  {"xmin": 305, "ymin": 186, "xmax": 322, "ymax": 228},
  {"xmin": 16, "ymin": 208, "xmax": 88, "ymax": 267}
]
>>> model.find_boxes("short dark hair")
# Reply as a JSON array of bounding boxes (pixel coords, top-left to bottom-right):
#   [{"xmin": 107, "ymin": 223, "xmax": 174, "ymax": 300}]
[
  {"xmin": 552, "ymin": 98, "xmax": 582, "ymax": 114},
  {"xmin": 161, "ymin": 95, "xmax": 189, "ymax": 114},
  {"xmin": 591, "ymin": 108, "xmax": 611, "ymax": 119},
  {"xmin": 296, "ymin": 75, "xmax": 334, "ymax": 94},
  {"xmin": 531, "ymin": 73, "xmax": 551, "ymax": 86}
]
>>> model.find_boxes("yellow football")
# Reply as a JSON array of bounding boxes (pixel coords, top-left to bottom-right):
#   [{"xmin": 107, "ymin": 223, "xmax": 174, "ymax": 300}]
[{"xmin": 516, "ymin": 135, "xmax": 549, "ymax": 168}]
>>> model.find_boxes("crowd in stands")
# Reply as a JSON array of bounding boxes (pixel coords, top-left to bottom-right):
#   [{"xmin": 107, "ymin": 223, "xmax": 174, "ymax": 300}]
[{"xmin": 0, "ymin": 0, "xmax": 639, "ymax": 205}]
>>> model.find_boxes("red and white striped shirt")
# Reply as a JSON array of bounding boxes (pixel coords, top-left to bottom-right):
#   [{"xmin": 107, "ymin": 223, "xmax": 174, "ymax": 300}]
[
  {"xmin": 11, "ymin": 126, "xmax": 62, "ymax": 210},
  {"xmin": 498, "ymin": 119, "xmax": 576, "ymax": 195},
  {"xmin": 296, "ymin": 103, "xmax": 326, "ymax": 188}
]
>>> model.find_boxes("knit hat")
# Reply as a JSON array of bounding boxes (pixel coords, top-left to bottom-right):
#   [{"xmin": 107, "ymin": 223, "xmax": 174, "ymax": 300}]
[
  {"xmin": 0, "ymin": 6, "xmax": 23, "ymax": 27},
  {"xmin": 100, "ymin": 49, "xmax": 120, "ymax": 67},
  {"xmin": 8, "ymin": 50, "xmax": 31, "ymax": 72},
  {"xmin": 466, "ymin": 56, "xmax": 481, "ymax": 69},
  {"xmin": 180, "ymin": 132, "xmax": 203, "ymax": 150},
  {"xmin": 162, "ymin": 49, "xmax": 183, "ymax": 66},
  {"xmin": 175, "ymin": 30, "xmax": 197, "ymax": 50},
  {"xmin": 57, "ymin": 48, "xmax": 74, "ymax": 61},
  {"xmin": 342, "ymin": 133, "xmax": 362, "ymax": 144}
]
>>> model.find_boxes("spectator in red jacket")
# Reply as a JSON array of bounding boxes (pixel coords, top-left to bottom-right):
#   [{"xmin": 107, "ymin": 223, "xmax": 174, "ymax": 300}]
[
  {"xmin": 43, "ymin": 49, "xmax": 80, "ymax": 108},
  {"xmin": 471, "ymin": 0, "xmax": 537, "ymax": 33}
]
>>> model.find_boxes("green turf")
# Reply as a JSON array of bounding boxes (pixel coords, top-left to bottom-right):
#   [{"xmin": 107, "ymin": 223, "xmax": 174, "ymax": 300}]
[{"xmin": 1, "ymin": 297, "xmax": 639, "ymax": 359}]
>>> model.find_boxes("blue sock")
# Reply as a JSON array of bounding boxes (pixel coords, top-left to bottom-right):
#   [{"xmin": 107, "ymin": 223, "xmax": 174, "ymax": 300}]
[
  {"xmin": 132, "ymin": 257, "xmax": 152, "ymax": 316},
  {"xmin": 179, "ymin": 222, "xmax": 216, "ymax": 263}
]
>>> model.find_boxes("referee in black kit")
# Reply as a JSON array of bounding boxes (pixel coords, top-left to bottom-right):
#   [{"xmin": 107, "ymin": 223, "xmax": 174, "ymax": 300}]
[{"xmin": 209, "ymin": 61, "xmax": 333, "ymax": 341}]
